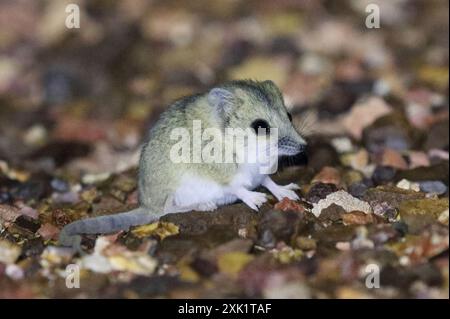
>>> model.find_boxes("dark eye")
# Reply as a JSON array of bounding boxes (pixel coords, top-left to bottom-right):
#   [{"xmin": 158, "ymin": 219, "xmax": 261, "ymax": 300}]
[
  {"xmin": 287, "ymin": 112, "xmax": 293, "ymax": 122},
  {"xmin": 251, "ymin": 119, "xmax": 270, "ymax": 135}
]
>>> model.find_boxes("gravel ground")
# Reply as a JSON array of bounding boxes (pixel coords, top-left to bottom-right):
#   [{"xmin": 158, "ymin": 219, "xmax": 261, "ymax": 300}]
[{"xmin": 0, "ymin": 0, "xmax": 448, "ymax": 298}]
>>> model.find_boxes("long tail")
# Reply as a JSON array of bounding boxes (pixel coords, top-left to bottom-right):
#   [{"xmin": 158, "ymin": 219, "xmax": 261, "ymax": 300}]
[{"xmin": 58, "ymin": 207, "xmax": 159, "ymax": 253}]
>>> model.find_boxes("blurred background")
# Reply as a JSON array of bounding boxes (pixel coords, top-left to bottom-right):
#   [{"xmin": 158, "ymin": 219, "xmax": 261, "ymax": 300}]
[
  {"xmin": 0, "ymin": 0, "xmax": 448, "ymax": 299},
  {"xmin": 0, "ymin": 0, "xmax": 448, "ymax": 174}
]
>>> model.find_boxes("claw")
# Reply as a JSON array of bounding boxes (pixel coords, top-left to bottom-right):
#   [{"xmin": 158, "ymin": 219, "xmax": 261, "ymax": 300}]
[
  {"xmin": 285, "ymin": 183, "xmax": 301, "ymax": 190},
  {"xmin": 233, "ymin": 188, "xmax": 267, "ymax": 211},
  {"xmin": 263, "ymin": 177, "xmax": 300, "ymax": 202}
]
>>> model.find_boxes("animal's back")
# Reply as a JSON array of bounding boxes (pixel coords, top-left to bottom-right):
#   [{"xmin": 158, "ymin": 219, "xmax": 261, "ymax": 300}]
[{"xmin": 138, "ymin": 94, "xmax": 201, "ymax": 209}]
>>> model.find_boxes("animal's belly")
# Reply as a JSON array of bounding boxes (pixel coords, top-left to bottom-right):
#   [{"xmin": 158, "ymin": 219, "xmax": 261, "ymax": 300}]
[
  {"xmin": 173, "ymin": 166, "xmax": 265, "ymax": 210},
  {"xmin": 230, "ymin": 164, "xmax": 266, "ymax": 190},
  {"xmin": 174, "ymin": 175, "xmax": 225, "ymax": 206}
]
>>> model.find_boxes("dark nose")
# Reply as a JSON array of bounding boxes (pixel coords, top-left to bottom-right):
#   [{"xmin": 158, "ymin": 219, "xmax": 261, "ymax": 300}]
[
  {"xmin": 298, "ymin": 143, "xmax": 307, "ymax": 154},
  {"xmin": 278, "ymin": 145, "xmax": 308, "ymax": 167}
]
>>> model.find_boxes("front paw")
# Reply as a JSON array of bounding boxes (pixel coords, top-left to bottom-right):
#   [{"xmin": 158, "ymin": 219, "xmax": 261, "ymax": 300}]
[
  {"xmin": 272, "ymin": 184, "xmax": 300, "ymax": 201},
  {"xmin": 283, "ymin": 183, "xmax": 300, "ymax": 191},
  {"xmin": 240, "ymin": 191, "xmax": 267, "ymax": 211}
]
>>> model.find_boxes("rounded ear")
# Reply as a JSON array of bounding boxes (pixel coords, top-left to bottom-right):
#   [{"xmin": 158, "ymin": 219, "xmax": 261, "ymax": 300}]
[
  {"xmin": 208, "ymin": 88, "xmax": 235, "ymax": 114},
  {"xmin": 262, "ymin": 80, "xmax": 276, "ymax": 87},
  {"xmin": 261, "ymin": 80, "xmax": 284, "ymax": 105}
]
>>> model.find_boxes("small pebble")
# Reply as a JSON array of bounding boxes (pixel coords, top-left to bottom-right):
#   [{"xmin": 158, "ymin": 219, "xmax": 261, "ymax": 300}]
[
  {"xmin": 331, "ymin": 137, "xmax": 354, "ymax": 153},
  {"xmin": 380, "ymin": 148, "xmax": 408, "ymax": 169},
  {"xmin": 372, "ymin": 202, "xmax": 398, "ymax": 221},
  {"xmin": 311, "ymin": 166, "xmax": 341, "ymax": 186},
  {"xmin": 336, "ymin": 242, "xmax": 350, "ymax": 251},
  {"xmin": 38, "ymin": 223, "xmax": 60, "ymax": 241},
  {"xmin": 437, "ymin": 209, "xmax": 449, "ymax": 225},
  {"xmin": 82, "ymin": 172, "xmax": 111, "ymax": 185},
  {"xmin": 306, "ymin": 183, "xmax": 338, "ymax": 203},
  {"xmin": 50, "ymin": 178, "xmax": 70, "ymax": 193},
  {"xmin": 257, "ymin": 229, "xmax": 276, "ymax": 249},
  {"xmin": 348, "ymin": 181, "xmax": 369, "ymax": 198},
  {"xmin": 23, "ymin": 125, "xmax": 47, "ymax": 146},
  {"xmin": 5, "ymin": 264, "xmax": 24, "ymax": 280},
  {"xmin": 372, "ymin": 166, "xmax": 397, "ymax": 185},
  {"xmin": 419, "ymin": 181, "xmax": 447, "ymax": 195},
  {"xmin": 0, "ymin": 240, "xmax": 21, "ymax": 264},
  {"xmin": 397, "ymin": 179, "xmax": 420, "ymax": 192}
]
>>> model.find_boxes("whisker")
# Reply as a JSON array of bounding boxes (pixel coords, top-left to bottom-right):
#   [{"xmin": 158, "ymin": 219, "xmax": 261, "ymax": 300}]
[{"xmin": 293, "ymin": 110, "xmax": 318, "ymax": 137}]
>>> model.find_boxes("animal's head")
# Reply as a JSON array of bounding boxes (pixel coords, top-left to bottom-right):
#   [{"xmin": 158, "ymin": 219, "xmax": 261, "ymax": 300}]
[{"xmin": 207, "ymin": 79, "xmax": 307, "ymax": 159}]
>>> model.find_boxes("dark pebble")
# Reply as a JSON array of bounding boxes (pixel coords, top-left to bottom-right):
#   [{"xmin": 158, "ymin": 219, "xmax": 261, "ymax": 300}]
[
  {"xmin": 306, "ymin": 183, "xmax": 338, "ymax": 203},
  {"xmin": 257, "ymin": 210, "xmax": 308, "ymax": 244},
  {"xmin": 0, "ymin": 190, "xmax": 12, "ymax": 204},
  {"xmin": 14, "ymin": 215, "xmax": 41, "ymax": 233},
  {"xmin": 318, "ymin": 203, "xmax": 346, "ymax": 223},
  {"xmin": 362, "ymin": 112, "xmax": 424, "ymax": 152},
  {"xmin": 11, "ymin": 181, "xmax": 49, "ymax": 201},
  {"xmin": 21, "ymin": 238, "xmax": 45, "ymax": 258},
  {"xmin": 256, "ymin": 229, "xmax": 276, "ymax": 249},
  {"xmin": 392, "ymin": 221, "xmax": 408, "ymax": 237},
  {"xmin": 348, "ymin": 178, "xmax": 373, "ymax": 198},
  {"xmin": 306, "ymin": 139, "xmax": 340, "ymax": 171},
  {"xmin": 372, "ymin": 166, "xmax": 397, "ymax": 185},
  {"xmin": 191, "ymin": 257, "xmax": 218, "ymax": 277}
]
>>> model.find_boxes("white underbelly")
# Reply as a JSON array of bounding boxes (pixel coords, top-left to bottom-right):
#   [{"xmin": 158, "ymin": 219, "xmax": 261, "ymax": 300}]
[
  {"xmin": 171, "ymin": 164, "xmax": 266, "ymax": 210},
  {"xmin": 174, "ymin": 175, "xmax": 226, "ymax": 207},
  {"xmin": 230, "ymin": 163, "xmax": 266, "ymax": 190}
]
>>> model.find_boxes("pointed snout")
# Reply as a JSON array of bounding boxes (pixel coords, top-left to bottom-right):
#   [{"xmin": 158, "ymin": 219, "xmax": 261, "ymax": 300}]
[{"xmin": 278, "ymin": 136, "xmax": 308, "ymax": 156}]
